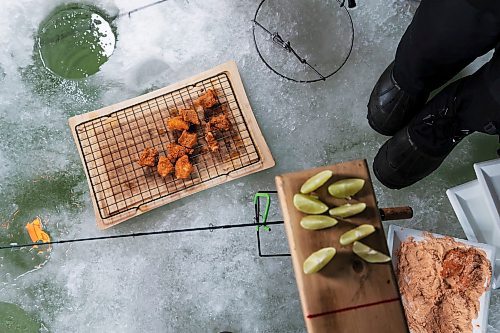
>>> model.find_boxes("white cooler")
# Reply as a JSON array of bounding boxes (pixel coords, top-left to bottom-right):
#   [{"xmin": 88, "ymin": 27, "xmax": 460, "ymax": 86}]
[{"xmin": 447, "ymin": 158, "xmax": 500, "ymax": 289}]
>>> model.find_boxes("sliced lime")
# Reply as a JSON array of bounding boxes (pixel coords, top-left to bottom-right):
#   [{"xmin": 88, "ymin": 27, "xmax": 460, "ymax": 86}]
[
  {"xmin": 328, "ymin": 178, "xmax": 365, "ymax": 198},
  {"xmin": 339, "ymin": 224, "xmax": 375, "ymax": 245},
  {"xmin": 329, "ymin": 202, "xmax": 366, "ymax": 218},
  {"xmin": 300, "ymin": 215, "xmax": 338, "ymax": 230},
  {"xmin": 353, "ymin": 241, "xmax": 391, "ymax": 263},
  {"xmin": 303, "ymin": 247, "xmax": 336, "ymax": 274},
  {"xmin": 293, "ymin": 194, "xmax": 329, "ymax": 214},
  {"xmin": 300, "ymin": 170, "xmax": 333, "ymax": 194}
]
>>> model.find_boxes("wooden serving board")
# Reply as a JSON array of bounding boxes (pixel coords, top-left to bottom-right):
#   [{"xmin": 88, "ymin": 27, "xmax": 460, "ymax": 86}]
[
  {"xmin": 275, "ymin": 160, "xmax": 409, "ymax": 333},
  {"xmin": 69, "ymin": 61, "xmax": 274, "ymax": 229}
]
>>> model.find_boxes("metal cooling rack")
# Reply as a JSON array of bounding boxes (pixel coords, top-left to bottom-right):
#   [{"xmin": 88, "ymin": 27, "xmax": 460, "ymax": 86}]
[{"xmin": 74, "ymin": 73, "xmax": 260, "ymax": 223}]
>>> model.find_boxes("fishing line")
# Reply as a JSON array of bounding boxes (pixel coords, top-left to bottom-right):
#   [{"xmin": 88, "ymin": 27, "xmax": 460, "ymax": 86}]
[
  {"xmin": 116, "ymin": 0, "xmax": 173, "ymax": 18},
  {"xmin": 0, "ymin": 221, "xmax": 283, "ymax": 250}
]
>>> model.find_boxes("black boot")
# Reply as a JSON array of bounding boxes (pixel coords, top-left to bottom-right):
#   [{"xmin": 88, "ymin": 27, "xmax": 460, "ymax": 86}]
[
  {"xmin": 373, "ymin": 127, "xmax": 462, "ymax": 189},
  {"xmin": 373, "ymin": 81, "xmax": 470, "ymax": 189},
  {"xmin": 368, "ymin": 62, "xmax": 429, "ymax": 136}
]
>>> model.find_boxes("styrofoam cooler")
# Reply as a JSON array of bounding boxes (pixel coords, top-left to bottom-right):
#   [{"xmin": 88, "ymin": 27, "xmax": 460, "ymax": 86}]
[
  {"xmin": 474, "ymin": 159, "xmax": 500, "ymax": 229},
  {"xmin": 446, "ymin": 158, "xmax": 500, "ymax": 289}
]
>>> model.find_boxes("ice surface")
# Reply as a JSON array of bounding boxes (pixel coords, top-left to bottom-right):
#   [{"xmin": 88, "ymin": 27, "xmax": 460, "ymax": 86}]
[
  {"xmin": 0, "ymin": 0, "xmax": 499, "ymax": 332},
  {"xmin": 91, "ymin": 13, "xmax": 116, "ymax": 57}
]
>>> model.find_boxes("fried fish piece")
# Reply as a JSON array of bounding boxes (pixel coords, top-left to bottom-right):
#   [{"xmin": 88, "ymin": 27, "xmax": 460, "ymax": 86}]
[
  {"xmin": 205, "ymin": 131, "xmax": 219, "ymax": 152},
  {"xmin": 209, "ymin": 113, "xmax": 231, "ymax": 131},
  {"xmin": 179, "ymin": 108, "xmax": 200, "ymax": 125},
  {"xmin": 203, "ymin": 103, "xmax": 226, "ymax": 120},
  {"xmin": 166, "ymin": 143, "xmax": 194, "ymax": 163},
  {"xmin": 157, "ymin": 156, "xmax": 174, "ymax": 177},
  {"xmin": 194, "ymin": 89, "xmax": 218, "ymax": 109},
  {"xmin": 178, "ymin": 130, "xmax": 198, "ymax": 148},
  {"xmin": 166, "ymin": 116, "xmax": 189, "ymax": 131},
  {"xmin": 138, "ymin": 147, "xmax": 159, "ymax": 167},
  {"xmin": 175, "ymin": 155, "xmax": 194, "ymax": 179}
]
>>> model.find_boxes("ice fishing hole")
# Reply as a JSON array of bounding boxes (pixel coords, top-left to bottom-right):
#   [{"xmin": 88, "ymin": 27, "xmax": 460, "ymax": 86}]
[{"xmin": 36, "ymin": 3, "xmax": 116, "ymax": 79}]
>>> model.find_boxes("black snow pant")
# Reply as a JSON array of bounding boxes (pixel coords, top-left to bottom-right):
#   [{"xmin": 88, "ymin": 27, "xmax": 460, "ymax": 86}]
[{"xmin": 392, "ymin": 0, "xmax": 500, "ymax": 154}]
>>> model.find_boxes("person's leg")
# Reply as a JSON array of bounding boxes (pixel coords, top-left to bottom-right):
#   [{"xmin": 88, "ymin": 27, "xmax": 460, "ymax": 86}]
[
  {"xmin": 394, "ymin": 0, "xmax": 500, "ymax": 96},
  {"xmin": 373, "ymin": 50, "xmax": 500, "ymax": 189},
  {"xmin": 410, "ymin": 49, "xmax": 500, "ymax": 152},
  {"xmin": 368, "ymin": 0, "xmax": 500, "ymax": 136}
]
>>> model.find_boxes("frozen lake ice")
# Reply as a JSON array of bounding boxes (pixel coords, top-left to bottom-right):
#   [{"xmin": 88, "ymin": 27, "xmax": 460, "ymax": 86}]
[{"xmin": 0, "ymin": 0, "xmax": 499, "ymax": 331}]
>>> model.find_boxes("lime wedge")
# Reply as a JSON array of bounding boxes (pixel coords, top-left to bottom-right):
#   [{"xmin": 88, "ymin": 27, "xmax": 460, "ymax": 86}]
[
  {"xmin": 329, "ymin": 203, "xmax": 366, "ymax": 218},
  {"xmin": 303, "ymin": 247, "xmax": 336, "ymax": 274},
  {"xmin": 300, "ymin": 215, "xmax": 338, "ymax": 230},
  {"xmin": 353, "ymin": 241, "xmax": 391, "ymax": 263},
  {"xmin": 328, "ymin": 178, "xmax": 365, "ymax": 198},
  {"xmin": 293, "ymin": 194, "xmax": 329, "ymax": 214},
  {"xmin": 339, "ymin": 224, "xmax": 375, "ymax": 246},
  {"xmin": 300, "ymin": 170, "xmax": 333, "ymax": 194}
]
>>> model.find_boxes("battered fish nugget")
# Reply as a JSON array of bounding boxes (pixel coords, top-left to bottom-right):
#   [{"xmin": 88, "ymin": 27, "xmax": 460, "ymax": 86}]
[
  {"xmin": 203, "ymin": 103, "xmax": 226, "ymax": 120},
  {"xmin": 157, "ymin": 156, "xmax": 174, "ymax": 177},
  {"xmin": 166, "ymin": 116, "xmax": 189, "ymax": 131},
  {"xmin": 194, "ymin": 89, "xmax": 218, "ymax": 109},
  {"xmin": 175, "ymin": 155, "xmax": 194, "ymax": 179},
  {"xmin": 138, "ymin": 147, "xmax": 159, "ymax": 167},
  {"xmin": 166, "ymin": 143, "xmax": 193, "ymax": 163},
  {"xmin": 205, "ymin": 131, "xmax": 219, "ymax": 152},
  {"xmin": 209, "ymin": 113, "xmax": 230, "ymax": 131},
  {"xmin": 178, "ymin": 130, "xmax": 198, "ymax": 148},
  {"xmin": 179, "ymin": 108, "xmax": 200, "ymax": 125}
]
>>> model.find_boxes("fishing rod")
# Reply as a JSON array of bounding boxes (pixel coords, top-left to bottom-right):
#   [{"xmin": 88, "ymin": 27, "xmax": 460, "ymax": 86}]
[
  {"xmin": 0, "ymin": 221, "xmax": 283, "ymax": 251},
  {"xmin": 0, "ymin": 193, "xmax": 286, "ymax": 263}
]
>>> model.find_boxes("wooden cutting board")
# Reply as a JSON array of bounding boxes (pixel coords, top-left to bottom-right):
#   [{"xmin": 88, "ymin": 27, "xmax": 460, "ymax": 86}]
[
  {"xmin": 275, "ymin": 160, "xmax": 409, "ymax": 333},
  {"xmin": 69, "ymin": 61, "xmax": 274, "ymax": 229}
]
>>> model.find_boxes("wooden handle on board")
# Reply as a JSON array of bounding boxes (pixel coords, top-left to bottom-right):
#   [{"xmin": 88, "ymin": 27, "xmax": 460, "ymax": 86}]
[{"xmin": 379, "ymin": 206, "xmax": 413, "ymax": 221}]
